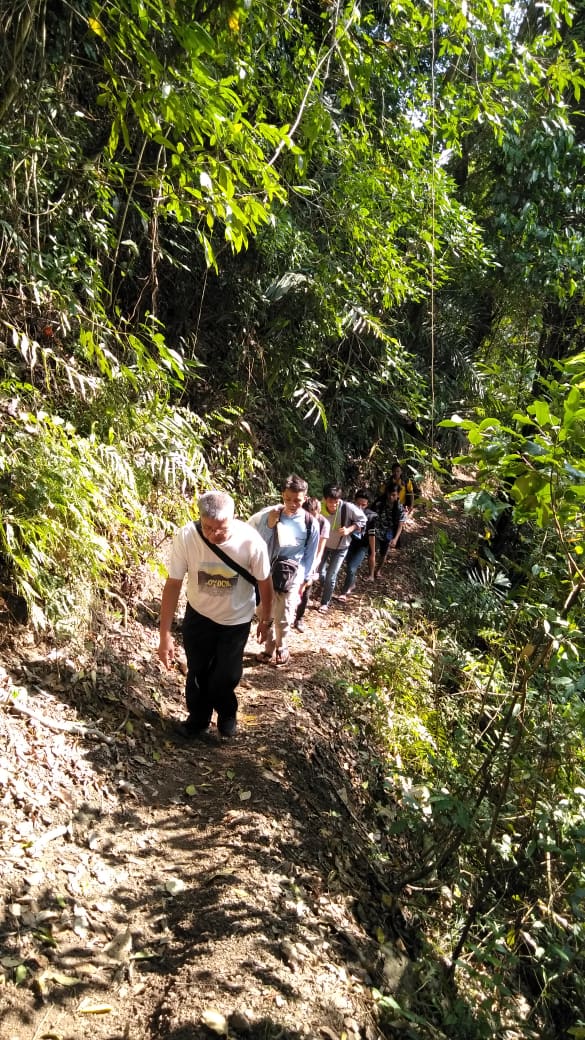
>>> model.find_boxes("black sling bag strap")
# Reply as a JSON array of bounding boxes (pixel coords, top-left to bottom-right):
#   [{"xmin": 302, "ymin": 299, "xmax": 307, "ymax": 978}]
[{"xmin": 195, "ymin": 522, "xmax": 257, "ymax": 587}]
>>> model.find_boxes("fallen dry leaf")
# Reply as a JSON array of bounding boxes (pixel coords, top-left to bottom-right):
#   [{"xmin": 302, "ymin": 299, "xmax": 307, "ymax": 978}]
[{"xmin": 77, "ymin": 1000, "xmax": 115, "ymax": 1014}]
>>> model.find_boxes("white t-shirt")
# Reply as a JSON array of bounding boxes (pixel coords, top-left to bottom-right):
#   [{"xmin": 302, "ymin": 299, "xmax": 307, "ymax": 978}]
[{"xmin": 167, "ymin": 519, "xmax": 270, "ymax": 625}]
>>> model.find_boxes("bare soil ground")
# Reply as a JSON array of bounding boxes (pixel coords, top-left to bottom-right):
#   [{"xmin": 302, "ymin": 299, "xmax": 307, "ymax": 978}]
[{"xmin": 0, "ymin": 501, "xmax": 461, "ymax": 1040}]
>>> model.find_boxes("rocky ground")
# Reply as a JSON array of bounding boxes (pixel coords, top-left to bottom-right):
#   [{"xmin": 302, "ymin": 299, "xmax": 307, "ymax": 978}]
[{"xmin": 0, "ymin": 508, "xmax": 448, "ymax": 1040}]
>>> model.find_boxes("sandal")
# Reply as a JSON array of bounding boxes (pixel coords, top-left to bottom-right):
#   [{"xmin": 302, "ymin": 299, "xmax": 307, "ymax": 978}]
[
  {"xmin": 318, "ymin": 604, "xmax": 329, "ymax": 613},
  {"xmin": 275, "ymin": 647, "xmax": 290, "ymax": 667}
]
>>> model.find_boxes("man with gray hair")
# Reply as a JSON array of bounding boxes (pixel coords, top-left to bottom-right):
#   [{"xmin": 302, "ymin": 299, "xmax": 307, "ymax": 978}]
[{"xmin": 158, "ymin": 491, "xmax": 273, "ymax": 739}]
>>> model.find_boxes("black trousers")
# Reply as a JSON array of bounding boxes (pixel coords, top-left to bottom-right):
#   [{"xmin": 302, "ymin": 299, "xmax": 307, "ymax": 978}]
[
  {"xmin": 295, "ymin": 584, "xmax": 310, "ymax": 621},
  {"xmin": 377, "ymin": 530, "xmax": 401, "ymax": 564},
  {"xmin": 182, "ymin": 604, "xmax": 251, "ymax": 728}
]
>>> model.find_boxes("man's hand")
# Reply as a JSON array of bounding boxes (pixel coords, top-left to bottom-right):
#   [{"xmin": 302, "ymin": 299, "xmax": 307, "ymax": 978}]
[
  {"xmin": 256, "ymin": 618, "xmax": 272, "ymax": 643},
  {"xmin": 158, "ymin": 632, "xmax": 175, "ymax": 669},
  {"xmin": 267, "ymin": 508, "xmax": 281, "ymax": 529}
]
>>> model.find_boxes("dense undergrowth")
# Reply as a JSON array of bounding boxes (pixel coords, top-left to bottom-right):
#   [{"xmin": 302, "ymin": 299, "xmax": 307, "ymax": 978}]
[
  {"xmin": 0, "ymin": 346, "xmax": 276, "ymax": 630},
  {"xmin": 329, "ymin": 544, "xmax": 585, "ymax": 1040}
]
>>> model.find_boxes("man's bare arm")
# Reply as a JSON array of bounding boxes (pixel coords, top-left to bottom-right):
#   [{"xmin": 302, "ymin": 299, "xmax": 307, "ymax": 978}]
[{"xmin": 157, "ymin": 578, "xmax": 183, "ymax": 668}]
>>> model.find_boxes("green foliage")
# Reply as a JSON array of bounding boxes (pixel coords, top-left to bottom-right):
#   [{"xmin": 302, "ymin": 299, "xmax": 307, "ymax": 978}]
[
  {"xmin": 0, "ymin": 405, "xmax": 135, "ymax": 627},
  {"xmin": 442, "ymin": 351, "xmax": 585, "ymax": 572},
  {"xmin": 3, "ymin": 0, "xmax": 582, "ymax": 491},
  {"xmin": 416, "ymin": 529, "xmax": 516, "ymax": 648},
  {"xmin": 330, "ymin": 520, "xmax": 585, "ymax": 1034},
  {"xmin": 91, "ymin": 0, "xmax": 288, "ymax": 266},
  {"xmin": 0, "ymin": 387, "xmax": 208, "ymax": 623}
]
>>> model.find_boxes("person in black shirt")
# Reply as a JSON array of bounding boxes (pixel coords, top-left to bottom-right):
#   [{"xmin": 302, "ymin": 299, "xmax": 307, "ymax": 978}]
[
  {"xmin": 338, "ymin": 489, "xmax": 377, "ymax": 600},
  {"xmin": 373, "ymin": 483, "xmax": 407, "ymax": 579}
]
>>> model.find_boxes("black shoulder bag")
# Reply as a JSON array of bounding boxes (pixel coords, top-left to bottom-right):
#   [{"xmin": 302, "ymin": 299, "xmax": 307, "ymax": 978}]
[{"xmin": 196, "ymin": 523, "xmax": 260, "ymax": 602}]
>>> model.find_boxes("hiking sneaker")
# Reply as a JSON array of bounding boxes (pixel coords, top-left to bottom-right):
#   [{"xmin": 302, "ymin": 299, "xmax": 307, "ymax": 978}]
[{"xmin": 217, "ymin": 715, "xmax": 237, "ymax": 738}]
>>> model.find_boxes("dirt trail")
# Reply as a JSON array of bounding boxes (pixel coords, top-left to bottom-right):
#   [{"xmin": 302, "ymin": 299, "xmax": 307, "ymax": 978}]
[{"xmin": 0, "ymin": 511, "xmax": 443, "ymax": 1040}]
